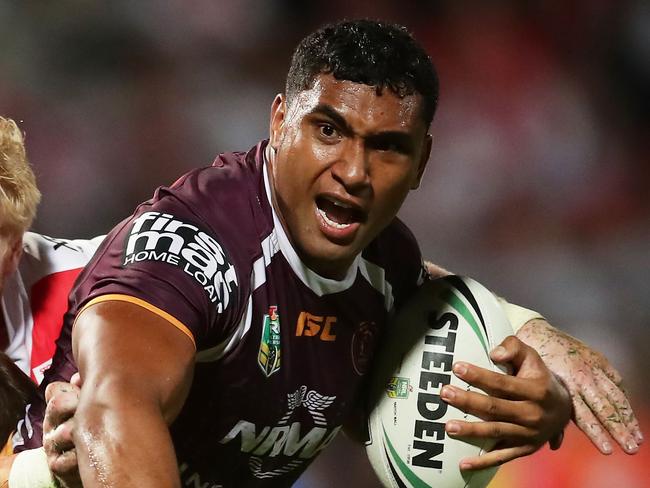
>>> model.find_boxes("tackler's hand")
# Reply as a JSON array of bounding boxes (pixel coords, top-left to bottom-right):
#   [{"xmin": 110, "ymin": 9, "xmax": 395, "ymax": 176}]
[
  {"xmin": 517, "ymin": 319, "xmax": 643, "ymax": 454},
  {"xmin": 441, "ymin": 336, "xmax": 571, "ymax": 471},
  {"xmin": 43, "ymin": 373, "xmax": 83, "ymax": 488}
]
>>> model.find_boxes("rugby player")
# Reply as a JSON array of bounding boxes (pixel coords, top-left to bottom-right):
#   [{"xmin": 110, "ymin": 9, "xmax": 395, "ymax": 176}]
[
  {"xmin": 0, "ymin": 117, "xmax": 102, "ymax": 481},
  {"xmin": 0, "ymin": 117, "xmax": 101, "ymax": 383},
  {"xmin": 3, "ymin": 20, "xmax": 643, "ymax": 487}
]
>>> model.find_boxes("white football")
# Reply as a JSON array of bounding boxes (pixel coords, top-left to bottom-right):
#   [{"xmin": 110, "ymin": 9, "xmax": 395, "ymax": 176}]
[{"xmin": 366, "ymin": 275, "xmax": 514, "ymax": 488}]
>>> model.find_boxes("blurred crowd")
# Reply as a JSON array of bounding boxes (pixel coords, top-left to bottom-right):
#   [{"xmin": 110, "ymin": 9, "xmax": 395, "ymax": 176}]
[{"xmin": 1, "ymin": 1, "xmax": 648, "ymax": 486}]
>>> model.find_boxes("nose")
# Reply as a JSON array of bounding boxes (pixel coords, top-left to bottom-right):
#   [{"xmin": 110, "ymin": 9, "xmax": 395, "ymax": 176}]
[{"xmin": 330, "ymin": 139, "xmax": 370, "ymax": 193}]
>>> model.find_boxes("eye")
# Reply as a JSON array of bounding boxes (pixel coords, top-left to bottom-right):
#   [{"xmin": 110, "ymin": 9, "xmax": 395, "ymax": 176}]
[
  {"xmin": 377, "ymin": 141, "xmax": 398, "ymax": 152},
  {"xmin": 373, "ymin": 139, "xmax": 409, "ymax": 155},
  {"xmin": 318, "ymin": 123, "xmax": 339, "ymax": 139}
]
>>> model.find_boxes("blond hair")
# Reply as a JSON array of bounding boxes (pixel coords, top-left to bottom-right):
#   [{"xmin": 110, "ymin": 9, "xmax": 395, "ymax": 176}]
[{"xmin": 0, "ymin": 117, "xmax": 41, "ymax": 236}]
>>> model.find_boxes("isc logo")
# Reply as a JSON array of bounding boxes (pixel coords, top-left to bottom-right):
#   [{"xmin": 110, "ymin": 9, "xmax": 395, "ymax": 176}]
[{"xmin": 295, "ymin": 312, "xmax": 337, "ymax": 341}]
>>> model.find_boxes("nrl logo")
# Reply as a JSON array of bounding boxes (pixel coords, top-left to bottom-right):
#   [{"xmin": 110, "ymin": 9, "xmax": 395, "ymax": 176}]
[
  {"xmin": 386, "ymin": 376, "xmax": 412, "ymax": 399},
  {"xmin": 258, "ymin": 306, "xmax": 281, "ymax": 377}
]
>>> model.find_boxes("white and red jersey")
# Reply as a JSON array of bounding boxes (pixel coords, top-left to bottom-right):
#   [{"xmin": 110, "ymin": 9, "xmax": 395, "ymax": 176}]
[{"xmin": 0, "ymin": 232, "xmax": 102, "ymax": 384}]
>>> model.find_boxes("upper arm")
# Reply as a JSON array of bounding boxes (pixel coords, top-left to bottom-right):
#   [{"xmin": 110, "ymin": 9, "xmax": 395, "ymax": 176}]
[{"xmin": 72, "ymin": 299, "xmax": 195, "ymax": 423}]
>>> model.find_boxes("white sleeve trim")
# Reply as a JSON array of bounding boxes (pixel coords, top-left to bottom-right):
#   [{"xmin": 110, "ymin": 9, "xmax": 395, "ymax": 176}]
[{"xmin": 496, "ymin": 297, "xmax": 545, "ymax": 333}]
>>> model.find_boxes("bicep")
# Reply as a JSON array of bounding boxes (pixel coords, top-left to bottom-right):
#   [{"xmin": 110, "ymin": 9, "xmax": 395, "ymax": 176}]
[{"xmin": 72, "ymin": 299, "xmax": 195, "ymax": 423}]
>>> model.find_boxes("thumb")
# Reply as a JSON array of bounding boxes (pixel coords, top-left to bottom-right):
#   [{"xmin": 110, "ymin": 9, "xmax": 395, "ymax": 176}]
[
  {"xmin": 490, "ymin": 335, "xmax": 541, "ymax": 376},
  {"xmin": 489, "ymin": 335, "xmax": 523, "ymax": 364}
]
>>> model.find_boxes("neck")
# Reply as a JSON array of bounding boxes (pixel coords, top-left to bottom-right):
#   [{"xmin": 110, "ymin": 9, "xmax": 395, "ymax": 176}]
[{"xmin": 263, "ymin": 149, "xmax": 354, "ymax": 281}]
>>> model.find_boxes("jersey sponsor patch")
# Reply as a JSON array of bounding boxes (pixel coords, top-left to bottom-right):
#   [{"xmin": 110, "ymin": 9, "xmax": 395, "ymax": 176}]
[
  {"xmin": 123, "ymin": 211, "xmax": 238, "ymax": 313},
  {"xmin": 219, "ymin": 385, "xmax": 340, "ymax": 479}
]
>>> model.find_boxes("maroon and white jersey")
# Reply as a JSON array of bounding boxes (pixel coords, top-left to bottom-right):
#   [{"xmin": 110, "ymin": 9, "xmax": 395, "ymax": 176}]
[
  {"xmin": 1, "ymin": 232, "xmax": 102, "ymax": 384},
  {"xmin": 19, "ymin": 141, "xmax": 424, "ymax": 487}
]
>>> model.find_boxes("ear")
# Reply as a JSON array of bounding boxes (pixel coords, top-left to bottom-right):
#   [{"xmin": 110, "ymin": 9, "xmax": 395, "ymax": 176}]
[
  {"xmin": 411, "ymin": 133, "xmax": 432, "ymax": 190},
  {"xmin": 269, "ymin": 94, "xmax": 286, "ymax": 151}
]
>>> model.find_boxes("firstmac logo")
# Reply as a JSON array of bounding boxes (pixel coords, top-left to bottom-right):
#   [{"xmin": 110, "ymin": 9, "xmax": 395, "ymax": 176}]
[{"xmin": 123, "ymin": 211, "xmax": 238, "ymax": 313}]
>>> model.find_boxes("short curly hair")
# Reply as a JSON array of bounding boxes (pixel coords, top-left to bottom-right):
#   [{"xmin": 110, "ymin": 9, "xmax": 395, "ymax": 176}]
[
  {"xmin": 286, "ymin": 20, "xmax": 439, "ymax": 126},
  {"xmin": 0, "ymin": 117, "xmax": 41, "ymax": 236}
]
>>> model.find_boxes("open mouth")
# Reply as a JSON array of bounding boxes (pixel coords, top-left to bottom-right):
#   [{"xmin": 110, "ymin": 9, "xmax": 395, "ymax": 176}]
[{"xmin": 316, "ymin": 197, "xmax": 365, "ymax": 230}]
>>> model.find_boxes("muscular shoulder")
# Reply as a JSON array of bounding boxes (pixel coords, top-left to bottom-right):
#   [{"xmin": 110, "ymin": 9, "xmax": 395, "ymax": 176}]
[
  {"xmin": 152, "ymin": 145, "xmax": 267, "ymax": 247},
  {"xmin": 72, "ymin": 143, "xmax": 270, "ymax": 347}
]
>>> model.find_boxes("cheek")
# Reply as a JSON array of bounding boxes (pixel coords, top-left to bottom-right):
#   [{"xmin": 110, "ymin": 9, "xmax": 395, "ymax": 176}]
[
  {"xmin": 370, "ymin": 174, "xmax": 414, "ymax": 221},
  {"xmin": 283, "ymin": 139, "xmax": 335, "ymax": 186},
  {"xmin": 373, "ymin": 163, "xmax": 415, "ymax": 199}
]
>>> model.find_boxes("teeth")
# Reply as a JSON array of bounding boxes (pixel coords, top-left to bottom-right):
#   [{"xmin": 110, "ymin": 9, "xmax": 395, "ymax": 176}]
[{"xmin": 318, "ymin": 208, "xmax": 351, "ymax": 229}]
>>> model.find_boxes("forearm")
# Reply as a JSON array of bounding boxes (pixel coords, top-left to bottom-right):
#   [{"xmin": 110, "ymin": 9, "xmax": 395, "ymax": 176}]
[
  {"xmin": 513, "ymin": 317, "xmax": 643, "ymax": 454},
  {"xmin": 74, "ymin": 380, "xmax": 180, "ymax": 488},
  {"xmin": 515, "ymin": 318, "xmax": 566, "ymax": 348},
  {"xmin": 71, "ymin": 301, "xmax": 195, "ymax": 487}
]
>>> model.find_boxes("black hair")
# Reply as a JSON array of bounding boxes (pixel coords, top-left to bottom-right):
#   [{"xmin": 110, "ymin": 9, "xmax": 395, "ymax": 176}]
[
  {"xmin": 0, "ymin": 353, "xmax": 39, "ymax": 444},
  {"xmin": 286, "ymin": 19, "xmax": 439, "ymax": 126}
]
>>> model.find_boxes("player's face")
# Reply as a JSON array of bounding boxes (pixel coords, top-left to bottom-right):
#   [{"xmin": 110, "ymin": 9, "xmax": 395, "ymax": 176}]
[{"xmin": 268, "ymin": 74, "xmax": 431, "ymax": 279}]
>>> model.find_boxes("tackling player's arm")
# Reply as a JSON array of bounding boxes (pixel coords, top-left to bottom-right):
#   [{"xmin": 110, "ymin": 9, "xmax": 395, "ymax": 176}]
[
  {"xmin": 71, "ymin": 299, "xmax": 195, "ymax": 488},
  {"xmin": 425, "ymin": 260, "xmax": 643, "ymax": 454},
  {"xmin": 517, "ymin": 318, "xmax": 643, "ymax": 454}
]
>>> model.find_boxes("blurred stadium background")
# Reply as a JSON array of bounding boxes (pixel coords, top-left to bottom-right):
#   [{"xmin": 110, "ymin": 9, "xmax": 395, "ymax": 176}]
[{"xmin": 1, "ymin": 1, "xmax": 648, "ymax": 486}]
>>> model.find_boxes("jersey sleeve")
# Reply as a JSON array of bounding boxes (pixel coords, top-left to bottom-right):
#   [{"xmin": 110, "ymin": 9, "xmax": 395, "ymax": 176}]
[{"xmin": 72, "ymin": 178, "xmax": 246, "ymax": 351}]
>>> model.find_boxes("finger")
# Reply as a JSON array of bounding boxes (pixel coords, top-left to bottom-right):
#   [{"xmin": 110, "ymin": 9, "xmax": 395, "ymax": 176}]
[
  {"xmin": 44, "ymin": 385, "xmax": 80, "ymax": 428},
  {"xmin": 45, "ymin": 381, "xmax": 77, "ymax": 403},
  {"xmin": 572, "ymin": 394, "xmax": 614, "ymax": 454},
  {"xmin": 591, "ymin": 352, "xmax": 623, "ymax": 386},
  {"xmin": 594, "ymin": 369, "xmax": 641, "ymax": 438},
  {"xmin": 460, "ymin": 444, "xmax": 536, "ymax": 471},
  {"xmin": 43, "ymin": 421, "xmax": 75, "ymax": 458},
  {"xmin": 441, "ymin": 385, "xmax": 537, "ymax": 424},
  {"xmin": 452, "ymin": 362, "xmax": 541, "ymax": 402},
  {"xmin": 593, "ymin": 365, "xmax": 644, "ymax": 445},
  {"xmin": 445, "ymin": 419, "xmax": 536, "ymax": 442},
  {"xmin": 51, "ymin": 421, "xmax": 76, "ymax": 452},
  {"xmin": 43, "ymin": 431, "xmax": 58, "ymax": 458},
  {"xmin": 588, "ymin": 370, "xmax": 641, "ymax": 452},
  {"xmin": 70, "ymin": 372, "xmax": 83, "ymax": 388},
  {"xmin": 580, "ymin": 378, "xmax": 639, "ymax": 454},
  {"xmin": 48, "ymin": 449, "xmax": 78, "ymax": 478},
  {"xmin": 491, "ymin": 336, "xmax": 545, "ymax": 379}
]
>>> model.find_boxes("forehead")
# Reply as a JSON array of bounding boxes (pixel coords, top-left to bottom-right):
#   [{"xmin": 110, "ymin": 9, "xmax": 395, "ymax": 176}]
[{"xmin": 289, "ymin": 74, "xmax": 427, "ymax": 134}]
